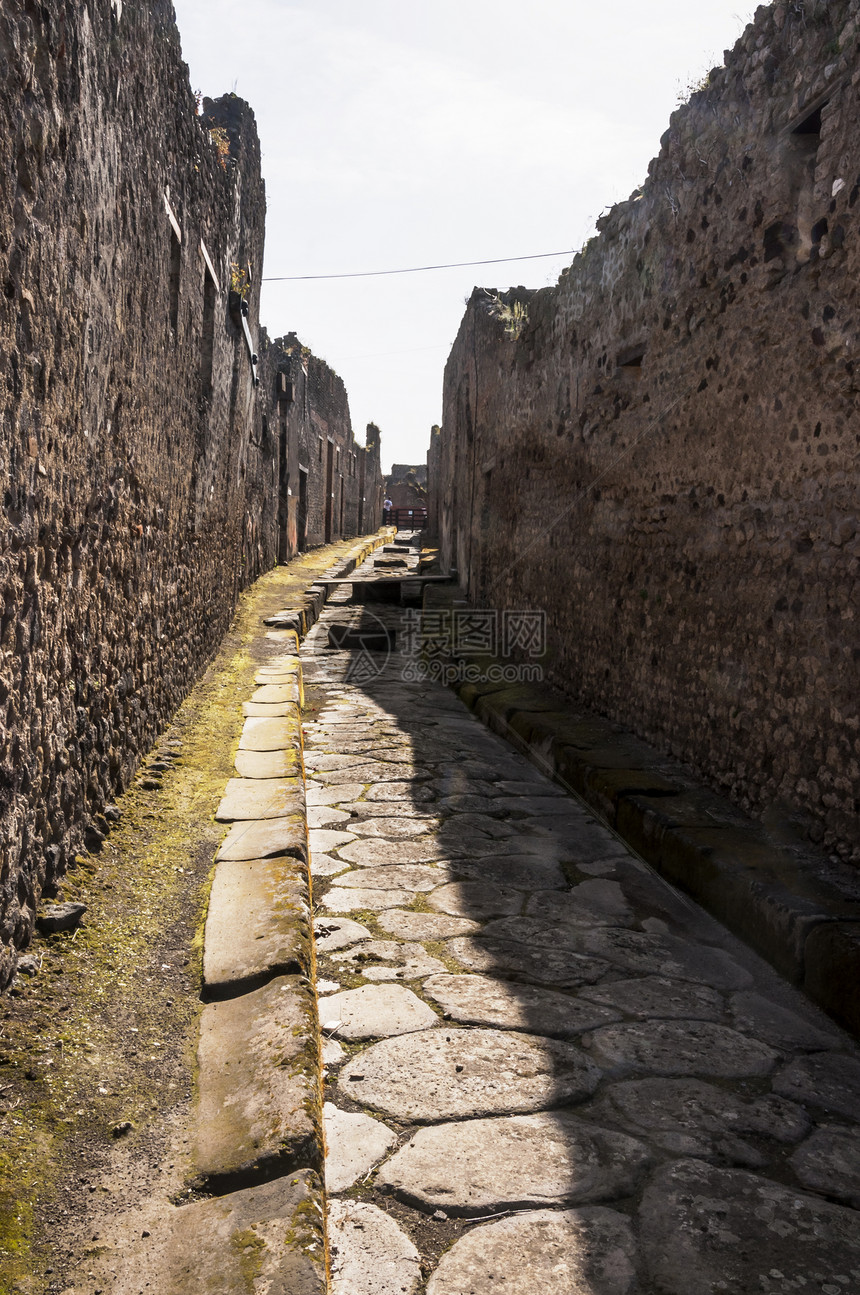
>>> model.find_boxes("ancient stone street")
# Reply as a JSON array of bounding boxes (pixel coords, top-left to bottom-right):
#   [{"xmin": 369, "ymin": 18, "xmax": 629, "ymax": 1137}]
[{"xmin": 304, "ymin": 544, "xmax": 860, "ymax": 1294}]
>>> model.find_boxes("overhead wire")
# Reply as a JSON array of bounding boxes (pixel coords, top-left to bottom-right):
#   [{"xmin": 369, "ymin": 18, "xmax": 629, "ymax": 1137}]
[{"xmin": 262, "ymin": 249, "xmax": 576, "ymax": 282}]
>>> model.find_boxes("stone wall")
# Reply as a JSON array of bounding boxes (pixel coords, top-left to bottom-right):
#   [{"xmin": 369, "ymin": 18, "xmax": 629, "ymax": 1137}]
[
  {"xmin": 385, "ymin": 465, "xmax": 427, "ymax": 511},
  {"xmin": 0, "ymin": 0, "xmax": 382, "ymax": 985},
  {"xmin": 259, "ymin": 334, "xmax": 384, "ymax": 555},
  {"xmin": 436, "ymin": 0, "xmax": 860, "ymax": 862}
]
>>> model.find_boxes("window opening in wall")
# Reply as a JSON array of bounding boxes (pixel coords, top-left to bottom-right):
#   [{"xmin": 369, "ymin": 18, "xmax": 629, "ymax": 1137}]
[
  {"xmin": 781, "ymin": 96, "xmax": 830, "ymax": 266},
  {"xmin": 318, "ymin": 435, "xmax": 323, "ymax": 462},
  {"xmin": 200, "ymin": 265, "xmax": 216, "ymax": 396},
  {"xmin": 298, "ymin": 467, "xmax": 308, "ymax": 550},
  {"xmin": 792, "ymin": 103, "xmax": 825, "ymax": 139},
  {"xmin": 169, "ymin": 229, "xmax": 181, "ymax": 334},
  {"xmin": 616, "ymin": 344, "xmax": 646, "ymax": 379},
  {"xmin": 324, "ymin": 441, "xmax": 334, "ymax": 543}
]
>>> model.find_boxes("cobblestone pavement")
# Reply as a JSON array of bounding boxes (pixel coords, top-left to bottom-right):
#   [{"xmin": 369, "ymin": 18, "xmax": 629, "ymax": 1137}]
[{"xmin": 303, "ymin": 543, "xmax": 860, "ymax": 1295}]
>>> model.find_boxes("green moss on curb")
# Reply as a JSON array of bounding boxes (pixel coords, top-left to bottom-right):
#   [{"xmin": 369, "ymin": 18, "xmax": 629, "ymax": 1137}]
[{"xmin": 0, "ymin": 536, "xmax": 385, "ymax": 1293}]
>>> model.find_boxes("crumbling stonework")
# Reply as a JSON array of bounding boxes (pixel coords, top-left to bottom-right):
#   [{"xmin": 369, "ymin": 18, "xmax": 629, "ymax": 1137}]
[
  {"xmin": 0, "ymin": 0, "xmax": 381, "ymax": 985},
  {"xmin": 435, "ymin": 0, "xmax": 860, "ymax": 862},
  {"xmin": 385, "ymin": 464, "xmax": 428, "ymax": 511}
]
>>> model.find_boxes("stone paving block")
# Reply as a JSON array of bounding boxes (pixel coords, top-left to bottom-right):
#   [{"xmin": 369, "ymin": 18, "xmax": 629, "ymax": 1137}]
[
  {"xmin": 772, "ymin": 1051, "xmax": 860, "ymax": 1119},
  {"xmin": 203, "ymin": 857, "xmax": 310, "ymax": 991},
  {"xmin": 425, "ymin": 1206, "xmax": 638, "ymax": 1295},
  {"xmin": 314, "ymin": 915, "xmax": 373, "ymax": 951},
  {"xmin": 335, "ymin": 864, "xmax": 450, "ymax": 891},
  {"xmin": 119, "ymin": 1170, "xmax": 326, "ymax": 1295},
  {"xmin": 322, "ymin": 886, "xmax": 416, "ymax": 912},
  {"xmin": 586, "ymin": 1020, "xmax": 778, "ymax": 1077},
  {"xmin": 328, "ymin": 1201, "xmax": 421, "ymax": 1295},
  {"xmin": 452, "ymin": 854, "xmax": 568, "ymax": 889},
  {"xmin": 333, "ymin": 940, "xmax": 447, "ymax": 981},
  {"xmin": 438, "ymin": 793, "xmax": 508, "ymax": 814},
  {"xmin": 364, "ymin": 781, "xmax": 436, "ymax": 801},
  {"xmin": 308, "ymin": 828, "xmax": 356, "ymax": 853},
  {"xmin": 324, "ymin": 1103, "xmax": 398, "ymax": 1192},
  {"xmin": 307, "ymin": 805, "xmax": 352, "ymax": 828},
  {"xmin": 305, "ymin": 782, "xmax": 368, "ymax": 805},
  {"xmin": 310, "ymin": 851, "xmax": 350, "ymax": 877},
  {"xmin": 579, "ymin": 975, "xmax": 725, "ymax": 1021},
  {"xmin": 317, "ymin": 983, "xmax": 438, "ymax": 1039},
  {"xmin": 215, "ymin": 815, "xmax": 307, "ymax": 863},
  {"xmin": 234, "ymin": 747, "xmax": 302, "ymax": 779},
  {"xmin": 322, "ymin": 1037, "xmax": 345, "ymax": 1066},
  {"xmin": 243, "ymin": 700, "xmax": 301, "ymax": 717},
  {"xmin": 265, "ymin": 629, "xmax": 300, "ymax": 651},
  {"xmin": 523, "ymin": 889, "xmax": 632, "ymax": 928},
  {"xmin": 192, "ymin": 976, "xmax": 320, "ymax": 1187},
  {"xmin": 304, "ymin": 753, "xmax": 372, "ymax": 771},
  {"xmin": 313, "ymin": 762, "xmax": 430, "ymax": 784},
  {"xmin": 348, "ymin": 815, "xmax": 441, "ymax": 838},
  {"xmin": 423, "ymin": 973, "xmax": 621, "ymax": 1036},
  {"xmin": 341, "ymin": 801, "xmax": 442, "ymax": 820},
  {"xmin": 588, "ymin": 1077, "xmax": 810, "ymax": 1164},
  {"xmin": 215, "ymin": 777, "xmax": 305, "ymax": 822},
  {"xmin": 576, "ymin": 927, "xmax": 752, "ymax": 991},
  {"xmin": 255, "ymin": 656, "xmax": 301, "ymax": 679},
  {"xmin": 790, "ymin": 1125, "xmax": 860, "ymax": 1208},
  {"xmin": 377, "ymin": 910, "xmax": 481, "ymax": 940},
  {"xmin": 252, "ymin": 682, "xmax": 301, "ymax": 705},
  {"xmin": 338, "ymin": 838, "xmax": 445, "ymax": 866},
  {"xmin": 376, "ymin": 1112, "xmax": 651, "ymax": 1214},
  {"xmin": 443, "ymin": 812, "xmax": 512, "ymax": 840},
  {"xmin": 729, "ymin": 989, "xmax": 844, "ymax": 1051},
  {"xmin": 447, "ymin": 934, "xmax": 609, "ymax": 988},
  {"xmin": 239, "ymin": 715, "xmax": 303, "ymax": 752},
  {"xmin": 338, "ymin": 1027, "xmax": 600, "ymax": 1120},
  {"xmin": 427, "ymin": 881, "xmax": 524, "ymax": 919},
  {"xmin": 253, "ymin": 673, "xmax": 302, "ymax": 687},
  {"xmin": 639, "ymin": 1159, "xmax": 860, "ymax": 1295}
]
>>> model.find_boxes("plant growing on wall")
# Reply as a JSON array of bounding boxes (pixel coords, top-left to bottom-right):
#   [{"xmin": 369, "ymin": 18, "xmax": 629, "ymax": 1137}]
[
  {"xmin": 209, "ymin": 125, "xmax": 230, "ymax": 170},
  {"xmin": 230, "ymin": 263, "xmax": 250, "ymax": 297},
  {"xmin": 488, "ymin": 294, "xmax": 528, "ymax": 339}
]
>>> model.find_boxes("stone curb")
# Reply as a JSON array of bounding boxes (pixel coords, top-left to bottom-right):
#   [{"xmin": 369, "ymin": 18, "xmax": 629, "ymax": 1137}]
[
  {"xmin": 169, "ymin": 530, "xmax": 391, "ymax": 1293},
  {"xmin": 423, "ymin": 583, "xmax": 860, "ymax": 1039}
]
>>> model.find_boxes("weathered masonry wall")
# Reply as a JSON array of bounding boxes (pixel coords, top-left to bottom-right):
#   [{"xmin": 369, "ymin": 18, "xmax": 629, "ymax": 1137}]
[
  {"xmin": 260, "ymin": 334, "xmax": 384, "ymax": 557},
  {"xmin": 0, "ymin": 0, "xmax": 382, "ymax": 986},
  {"xmin": 436, "ymin": 0, "xmax": 860, "ymax": 863}
]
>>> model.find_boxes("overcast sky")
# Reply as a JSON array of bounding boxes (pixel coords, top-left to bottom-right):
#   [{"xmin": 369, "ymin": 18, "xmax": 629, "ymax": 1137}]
[{"xmin": 171, "ymin": 0, "xmax": 758, "ymax": 472}]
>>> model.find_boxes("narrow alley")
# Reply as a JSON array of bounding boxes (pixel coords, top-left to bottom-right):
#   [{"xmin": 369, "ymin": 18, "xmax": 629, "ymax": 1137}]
[{"xmin": 301, "ymin": 539, "xmax": 860, "ymax": 1294}]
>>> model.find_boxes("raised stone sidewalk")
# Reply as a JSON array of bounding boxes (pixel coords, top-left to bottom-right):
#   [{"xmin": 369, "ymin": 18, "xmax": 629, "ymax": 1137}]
[
  {"xmin": 422, "ymin": 581, "xmax": 860, "ymax": 1038},
  {"xmin": 65, "ymin": 530, "xmax": 393, "ymax": 1295}
]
